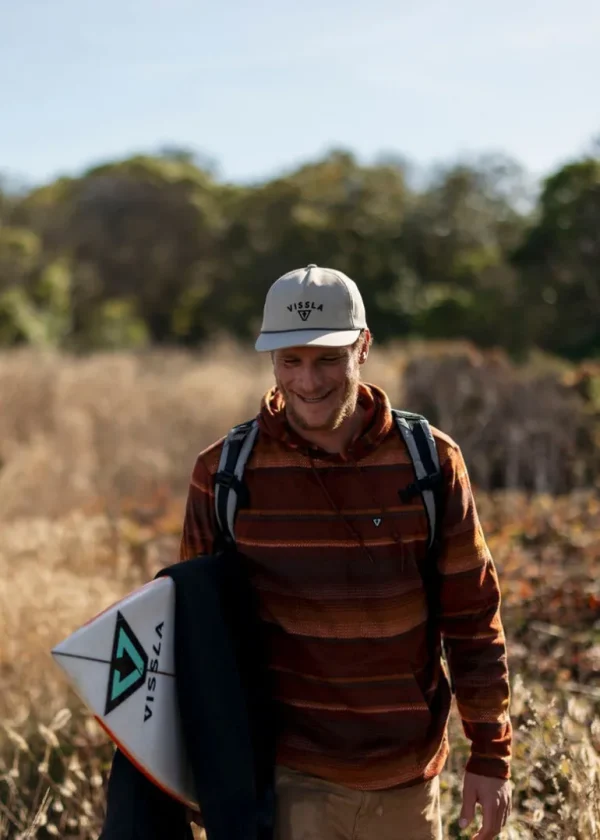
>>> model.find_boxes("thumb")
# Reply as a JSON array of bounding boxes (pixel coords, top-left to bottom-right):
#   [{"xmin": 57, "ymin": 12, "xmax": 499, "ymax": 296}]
[{"xmin": 459, "ymin": 779, "xmax": 477, "ymax": 831}]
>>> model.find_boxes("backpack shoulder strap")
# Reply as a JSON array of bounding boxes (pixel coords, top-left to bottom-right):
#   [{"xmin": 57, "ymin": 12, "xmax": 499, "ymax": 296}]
[
  {"xmin": 391, "ymin": 409, "xmax": 443, "ymax": 550},
  {"xmin": 392, "ymin": 409, "xmax": 455, "ymax": 694},
  {"xmin": 214, "ymin": 418, "xmax": 259, "ymax": 546}
]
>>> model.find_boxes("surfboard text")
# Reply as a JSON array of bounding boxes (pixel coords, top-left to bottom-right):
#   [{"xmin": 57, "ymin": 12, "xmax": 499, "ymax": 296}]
[{"xmin": 144, "ymin": 621, "xmax": 164, "ymax": 722}]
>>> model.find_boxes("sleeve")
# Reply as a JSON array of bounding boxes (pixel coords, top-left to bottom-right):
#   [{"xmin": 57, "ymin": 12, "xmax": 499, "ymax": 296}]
[
  {"xmin": 179, "ymin": 453, "xmax": 219, "ymax": 561},
  {"xmin": 437, "ymin": 444, "xmax": 512, "ymax": 780}
]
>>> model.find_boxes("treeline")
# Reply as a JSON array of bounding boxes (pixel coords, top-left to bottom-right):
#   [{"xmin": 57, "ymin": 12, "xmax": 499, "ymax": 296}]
[{"xmin": 0, "ymin": 147, "xmax": 599, "ymax": 359}]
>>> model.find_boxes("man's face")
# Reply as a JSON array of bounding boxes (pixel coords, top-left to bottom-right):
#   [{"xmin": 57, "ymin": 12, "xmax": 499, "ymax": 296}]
[{"xmin": 273, "ymin": 338, "xmax": 367, "ymax": 433}]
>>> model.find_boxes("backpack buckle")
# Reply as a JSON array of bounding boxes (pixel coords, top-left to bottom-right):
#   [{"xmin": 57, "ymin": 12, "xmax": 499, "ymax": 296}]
[
  {"xmin": 215, "ymin": 471, "xmax": 249, "ymax": 508},
  {"xmin": 399, "ymin": 473, "xmax": 442, "ymax": 504}
]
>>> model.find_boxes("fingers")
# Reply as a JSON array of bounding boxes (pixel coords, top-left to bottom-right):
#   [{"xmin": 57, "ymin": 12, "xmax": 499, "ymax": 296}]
[
  {"xmin": 472, "ymin": 819, "xmax": 502, "ymax": 839},
  {"xmin": 458, "ymin": 796, "xmax": 477, "ymax": 828},
  {"xmin": 459, "ymin": 780, "xmax": 478, "ymax": 832},
  {"xmin": 472, "ymin": 798, "xmax": 509, "ymax": 840}
]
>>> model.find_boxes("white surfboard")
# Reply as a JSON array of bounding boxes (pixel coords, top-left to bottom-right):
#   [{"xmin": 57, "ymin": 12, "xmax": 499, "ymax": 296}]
[{"xmin": 51, "ymin": 577, "xmax": 197, "ymax": 808}]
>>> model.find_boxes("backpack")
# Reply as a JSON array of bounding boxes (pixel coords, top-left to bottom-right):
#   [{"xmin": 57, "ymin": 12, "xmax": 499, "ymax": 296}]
[{"xmin": 213, "ymin": 410, "xmax": 453, "ymax": 692}]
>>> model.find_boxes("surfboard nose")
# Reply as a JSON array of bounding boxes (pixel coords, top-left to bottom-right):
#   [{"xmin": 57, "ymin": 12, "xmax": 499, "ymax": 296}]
[{"xmin": 50, "ymin": 576, "xmax": 195, "ymax": 808}]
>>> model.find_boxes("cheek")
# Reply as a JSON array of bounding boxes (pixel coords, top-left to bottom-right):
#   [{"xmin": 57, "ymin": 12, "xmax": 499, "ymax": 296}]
[
  {"xmin": 274, "ymin": 366, "xmax": 292, "ymax": 390},
  {"xmin": 337, "ymin": 361, "xmax": 356, "ymax": 385},
  {"xmin": 320, "ymin": 363, "xmax": 354, "ymax": 391}
]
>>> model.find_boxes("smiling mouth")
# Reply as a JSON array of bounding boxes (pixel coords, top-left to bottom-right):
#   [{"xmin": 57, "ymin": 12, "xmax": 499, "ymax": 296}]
[{"xmin": 296, "ymin": 391, "xmax": 333, "ymax": 404}]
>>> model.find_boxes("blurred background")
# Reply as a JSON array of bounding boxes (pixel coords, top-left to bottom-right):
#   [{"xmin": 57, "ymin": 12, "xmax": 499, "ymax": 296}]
[{"xmin": 1, "ymin": 1, "xmax": 599, "ymax": 837}]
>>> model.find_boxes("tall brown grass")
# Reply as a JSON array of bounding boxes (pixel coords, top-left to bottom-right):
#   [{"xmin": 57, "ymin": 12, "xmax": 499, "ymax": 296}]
[{"xmin": 1, "ymin": 343, "xmax": 599, "ymax": 838}]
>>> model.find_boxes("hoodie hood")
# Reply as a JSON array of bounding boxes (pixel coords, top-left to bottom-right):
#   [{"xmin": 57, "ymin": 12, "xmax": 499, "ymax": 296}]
[{"xmin": 257, "ymin": 382, "xmax": 393, "ymax": 462}]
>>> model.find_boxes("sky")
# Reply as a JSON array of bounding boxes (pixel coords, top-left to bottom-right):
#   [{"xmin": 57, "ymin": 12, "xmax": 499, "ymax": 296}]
[{"xmin": 2, "ymin": 0, "xmax": 599, "ymax": 189}]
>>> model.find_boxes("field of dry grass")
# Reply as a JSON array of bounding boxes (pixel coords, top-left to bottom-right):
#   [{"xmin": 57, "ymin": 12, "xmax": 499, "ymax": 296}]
[{"xmin": 1, "ymin": 344, "xmax": 599, "ymax": 839}]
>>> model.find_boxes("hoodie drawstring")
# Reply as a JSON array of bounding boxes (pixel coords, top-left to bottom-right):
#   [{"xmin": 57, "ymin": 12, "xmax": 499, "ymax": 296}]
[{"xmin": 307, "ymin": 454, "xmax": 375, "ymax": 564}]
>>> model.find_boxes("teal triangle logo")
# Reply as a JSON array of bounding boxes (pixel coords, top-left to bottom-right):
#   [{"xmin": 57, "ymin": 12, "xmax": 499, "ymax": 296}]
[{"xmin": 104, "ymin": 612, "xmax": 148, "ymax": 715}]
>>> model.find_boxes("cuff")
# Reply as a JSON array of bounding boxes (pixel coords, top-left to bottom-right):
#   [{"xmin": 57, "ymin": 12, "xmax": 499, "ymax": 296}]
[{"xmin": 466, "ymin": 754, "xmax": 511, "ymax": 780}]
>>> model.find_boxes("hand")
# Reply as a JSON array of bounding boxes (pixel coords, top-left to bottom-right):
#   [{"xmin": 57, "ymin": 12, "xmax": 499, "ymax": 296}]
[{"xmin": 459, "ymin": 772, "xmax": 512, "ymax": 839}]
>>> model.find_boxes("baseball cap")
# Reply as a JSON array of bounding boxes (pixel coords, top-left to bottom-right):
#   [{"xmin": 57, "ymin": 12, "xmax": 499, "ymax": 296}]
[{"xmin": 255, "ymin": 264, "xmax": 368, "ymax": 352}]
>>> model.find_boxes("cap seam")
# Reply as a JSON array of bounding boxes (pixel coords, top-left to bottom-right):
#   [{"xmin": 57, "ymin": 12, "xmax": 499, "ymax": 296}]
[
  {"xmin": 259, "ymin": 327, "xmax": 361, "ymax": 335},
  {"xmin": 329, "ymin": 270, "xmax": 354, "ymax": 326}
]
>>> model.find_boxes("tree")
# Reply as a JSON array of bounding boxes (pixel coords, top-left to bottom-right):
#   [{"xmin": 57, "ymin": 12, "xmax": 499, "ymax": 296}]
[
  {"xmin": 34, "ymin": 156, "xmax": 228, "ymax": 345},
  {"xmin": 399, "ymin": 155, "xmax": 530, "ymax": 352},
  {"xmin": 513, "ymin": 158, "xmax": 600, "ymax": 360}
]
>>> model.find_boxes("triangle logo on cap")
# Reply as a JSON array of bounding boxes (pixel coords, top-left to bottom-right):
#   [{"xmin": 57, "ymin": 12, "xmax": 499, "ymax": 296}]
[{"xmin": 298, "ymin": 310, "xmax": 311, "ymax": 322}]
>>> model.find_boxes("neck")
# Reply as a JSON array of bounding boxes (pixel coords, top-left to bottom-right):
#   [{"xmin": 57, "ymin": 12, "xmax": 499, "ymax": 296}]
[{"xmin": 286, "ymin": 404, "xmax": 365, "ymax": 455}]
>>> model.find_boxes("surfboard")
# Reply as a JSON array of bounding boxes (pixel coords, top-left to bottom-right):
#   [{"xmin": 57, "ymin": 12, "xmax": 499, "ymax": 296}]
[{"xmin": 51, "ymin": 576, "xmax": 197, "ymax": 809}]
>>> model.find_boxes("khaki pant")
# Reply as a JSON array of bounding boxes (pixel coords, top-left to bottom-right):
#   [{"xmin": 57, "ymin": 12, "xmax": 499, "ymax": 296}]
[{"xmin": 274, "ymin": 766, "xmax": 442, "ymax": 840}]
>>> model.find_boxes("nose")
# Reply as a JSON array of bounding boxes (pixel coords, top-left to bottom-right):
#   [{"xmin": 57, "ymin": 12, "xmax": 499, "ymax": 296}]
[{"xmin": 294, "ymin": 361, "xmax": 326, "ymax": 396}]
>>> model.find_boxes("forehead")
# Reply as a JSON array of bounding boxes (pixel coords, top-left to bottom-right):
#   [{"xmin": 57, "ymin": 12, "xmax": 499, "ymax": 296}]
[{"xmin": 274, "ymin": 344, "xmax": 352, "ymax": 361}]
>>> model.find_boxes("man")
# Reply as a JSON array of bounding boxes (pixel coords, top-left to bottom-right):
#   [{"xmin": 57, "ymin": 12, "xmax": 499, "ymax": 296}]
[{"xmin": 181, "ymin": 264, "xmax": 512, "ymax": 840}]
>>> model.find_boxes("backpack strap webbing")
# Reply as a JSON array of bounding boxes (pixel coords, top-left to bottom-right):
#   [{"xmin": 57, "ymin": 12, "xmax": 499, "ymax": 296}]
[
  {"xmin": 214, "ymin": 419, "xmax": 259, "ymax": 546},
  {"xmin": 392, "ymin": 410, "xmax": 454, "ymax": 694},
  {"xmin": 392, "ymin": 410, "xmax": 443, "ymax": 550}
]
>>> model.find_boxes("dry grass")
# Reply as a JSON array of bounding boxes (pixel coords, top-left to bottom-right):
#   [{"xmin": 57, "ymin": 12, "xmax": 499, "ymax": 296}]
[
  {"xmin": 0, "ymin": 341, "xmax": 404, "ymax": 521},
  {"xmin": 1, "ymin": 345, "xmax": 599, "ymax": 839}
]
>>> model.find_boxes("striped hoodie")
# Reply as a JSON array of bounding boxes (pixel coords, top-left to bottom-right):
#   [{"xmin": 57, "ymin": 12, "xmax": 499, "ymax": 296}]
[{"xmin": 179, "ymin": 383, "xmax": 512, "ymax": 790}]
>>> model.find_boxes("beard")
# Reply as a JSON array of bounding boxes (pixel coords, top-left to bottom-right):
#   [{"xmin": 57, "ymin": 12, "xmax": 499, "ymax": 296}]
[{"xmin": 277, "ymin": 374, "xmax": 360, "ymax": 432}]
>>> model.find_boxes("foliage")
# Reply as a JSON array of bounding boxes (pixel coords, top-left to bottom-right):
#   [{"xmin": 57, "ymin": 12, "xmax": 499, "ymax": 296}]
[
  {"xmin": 513, "ymin": 159, "xmax": 600, "ymax": 361},
  {"xmin": 1, "ymin": 148, "xmax": 598, "ymax": 359}
]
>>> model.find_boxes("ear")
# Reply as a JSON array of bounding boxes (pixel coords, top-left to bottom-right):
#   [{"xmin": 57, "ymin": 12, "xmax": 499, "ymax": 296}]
[{"xmin": 358, "ymin": 329, "xmax": 371, "ymax": 364}]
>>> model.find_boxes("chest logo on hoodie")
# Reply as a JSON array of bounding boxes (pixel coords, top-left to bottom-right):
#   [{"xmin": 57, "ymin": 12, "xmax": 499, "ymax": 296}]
[
  {"xmin": 373, "ymin": 518, "xmax": 382, "ymax": 527},
  {"xmin": 287, "ymin": 302, "xmax": 324, "ymax": 322}
]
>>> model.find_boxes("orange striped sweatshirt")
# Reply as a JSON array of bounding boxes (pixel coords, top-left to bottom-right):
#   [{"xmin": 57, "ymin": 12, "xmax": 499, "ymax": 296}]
[{"xmin": 179, "ymin": 383, "xmax": 512, "ymax": 790}]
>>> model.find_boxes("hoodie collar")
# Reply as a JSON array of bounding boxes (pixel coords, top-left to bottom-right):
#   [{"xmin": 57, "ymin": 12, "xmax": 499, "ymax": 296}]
[{"xmin": 257, "ymin": 382, "xmax": 393, "ymax": 462}]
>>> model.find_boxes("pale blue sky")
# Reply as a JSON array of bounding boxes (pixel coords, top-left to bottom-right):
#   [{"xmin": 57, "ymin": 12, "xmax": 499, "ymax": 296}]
[{"xmin": 2, "ymin": 0, "xmax": 599, "ymax": 188}]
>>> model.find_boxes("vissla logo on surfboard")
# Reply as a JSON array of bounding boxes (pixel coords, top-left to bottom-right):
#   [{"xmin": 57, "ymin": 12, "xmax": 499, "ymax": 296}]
[
  {"xmin": 105, "ymin": 612, "xmax": 148, "ymax": 715},
  {"xmin": 105, "ymin": 613, "xmax": 165, "ymax": 722}
]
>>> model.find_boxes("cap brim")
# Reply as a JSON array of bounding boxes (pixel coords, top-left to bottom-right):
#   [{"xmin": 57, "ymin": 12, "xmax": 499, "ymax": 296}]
[{"xmin": 255, "ymin": 328, "xmax": 361, "ymax": 352}]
